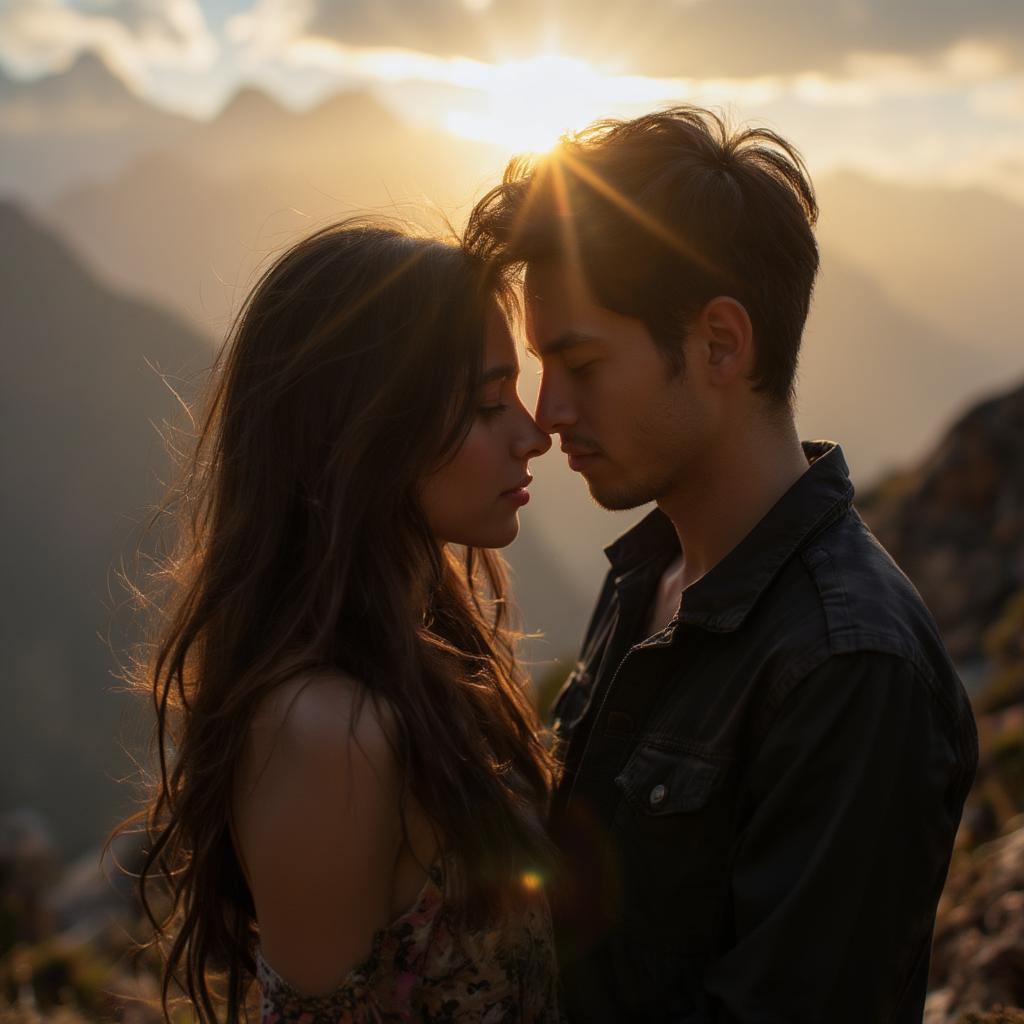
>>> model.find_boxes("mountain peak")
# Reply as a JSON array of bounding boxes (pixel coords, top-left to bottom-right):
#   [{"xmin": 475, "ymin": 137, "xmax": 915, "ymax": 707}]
[
  {"xmin": 19, "ymin": 49, "xmax": 138, "ymax": 104},
  {"xmin": 215, "ymin": 86, "xmax": 290, "ymax": 125},
  {"xmin": 0, "ymin": 50, "xmax": 131, "ymax": 102}
]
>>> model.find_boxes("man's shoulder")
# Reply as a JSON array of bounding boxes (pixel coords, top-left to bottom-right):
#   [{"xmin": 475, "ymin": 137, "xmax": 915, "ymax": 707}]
[
  {"xmin": 797, "ymin": 506, "xmax": 941, "ymax": 653},
  {"xmin": 758, "ymin": 508, "xmax": 970, "ymax": 716}
]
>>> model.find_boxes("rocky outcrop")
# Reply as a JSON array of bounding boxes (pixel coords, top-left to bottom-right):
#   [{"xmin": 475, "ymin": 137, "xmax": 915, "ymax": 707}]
[
  {"xmin": 858, "ymin": 379, "xmax": 1024, "ymax": 663},
  {"xmin": 926, "ymin": 826, "xmax": 1024, "ymax": 1023}
]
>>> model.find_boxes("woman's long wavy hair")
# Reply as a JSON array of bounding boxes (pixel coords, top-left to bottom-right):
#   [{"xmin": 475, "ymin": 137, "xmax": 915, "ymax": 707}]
[{"xmin": 109, "ymin": 221, "xmax": 555, "ymax": 1024}]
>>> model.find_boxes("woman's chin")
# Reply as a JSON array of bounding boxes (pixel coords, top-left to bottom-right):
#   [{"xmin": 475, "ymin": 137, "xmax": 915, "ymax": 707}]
[
  {"xmin": 497, "ymin": 515, "xmax": 522, "ymax": 548},
  {"xmin": 465, "ymin": 515, "xmax": 521, "ymax": 550}
]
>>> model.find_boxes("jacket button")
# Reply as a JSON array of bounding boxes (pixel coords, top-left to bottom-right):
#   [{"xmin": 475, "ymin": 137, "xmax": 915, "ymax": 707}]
[{"xmin": 649, "ymin": 784, "xmax": 667, "ymax": 807}]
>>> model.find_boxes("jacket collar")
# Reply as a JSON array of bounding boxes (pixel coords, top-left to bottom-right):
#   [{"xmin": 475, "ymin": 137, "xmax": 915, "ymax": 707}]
[{"xmin": 603, "ymin": 440, "xmax": 855, "ymax": 634}]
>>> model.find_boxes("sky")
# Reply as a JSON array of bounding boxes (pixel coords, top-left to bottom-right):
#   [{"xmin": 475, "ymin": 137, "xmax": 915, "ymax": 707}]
[{"xmin": 2, "ymin": 0, "xmax": 1024, "ymax": 202}]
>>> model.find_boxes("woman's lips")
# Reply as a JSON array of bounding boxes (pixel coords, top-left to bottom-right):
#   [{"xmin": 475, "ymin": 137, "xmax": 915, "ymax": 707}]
[
  {"xmin": 500, "ymin": 476, "xmax": 532, "ymax": 506},
  {"xmin": 501, "ymin": 487, "xmax": 531, "ymax": 506}
]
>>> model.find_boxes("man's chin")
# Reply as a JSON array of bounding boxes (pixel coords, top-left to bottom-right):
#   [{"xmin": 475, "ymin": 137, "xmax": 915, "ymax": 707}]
[{"xmin": 584, "ymin": 478, "xmax": 653, "ymax": 512}]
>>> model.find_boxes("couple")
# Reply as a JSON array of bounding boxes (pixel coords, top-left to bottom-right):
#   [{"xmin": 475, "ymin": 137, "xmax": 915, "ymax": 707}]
[{"xmin": 130, "ymin": 107, "xmax": 978, "ymax": 1023}]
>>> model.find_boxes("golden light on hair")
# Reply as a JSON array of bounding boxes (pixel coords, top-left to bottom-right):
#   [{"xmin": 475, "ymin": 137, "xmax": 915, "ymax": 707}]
[{"xmin": 557, "ymin": 147, "xmax": 730, "ymax": 282}]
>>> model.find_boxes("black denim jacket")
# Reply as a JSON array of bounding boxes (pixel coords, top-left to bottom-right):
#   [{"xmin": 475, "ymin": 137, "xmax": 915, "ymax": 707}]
[{"xmin": 548, "ymin": 441, "xmax": 978, "ymax": 1024}]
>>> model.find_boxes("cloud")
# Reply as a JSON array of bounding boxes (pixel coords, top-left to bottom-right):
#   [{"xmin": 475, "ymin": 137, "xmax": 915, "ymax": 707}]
[
  {"xmin": 224, "ymin": 0, "xmax": 1024, "ymax": 119},
  {"xmin": 224, "ymin": 0, "xmax": 312, "ymax": 66},
  {"xmin": 0, "ymin": 0, "xmax": 218, "ymax": 84},
  {"xmin": 297, "ymin": 0, "xmax": 1024, "ymax": 77}
]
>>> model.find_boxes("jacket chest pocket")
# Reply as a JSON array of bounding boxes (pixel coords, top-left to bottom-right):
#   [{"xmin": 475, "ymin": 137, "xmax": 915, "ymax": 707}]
[{"xmin": 610, "ymin": 743, "xmax": 737, "ymax": 940}]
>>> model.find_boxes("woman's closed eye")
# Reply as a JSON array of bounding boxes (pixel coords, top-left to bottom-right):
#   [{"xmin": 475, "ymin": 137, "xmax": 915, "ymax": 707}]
[
  {"xmin": 478, "ymin": 402, "xmax": 509, "ymax": 419},
  {"xmin": 478, "ymin": 376, "xmax": 515, "ymax": 418}
]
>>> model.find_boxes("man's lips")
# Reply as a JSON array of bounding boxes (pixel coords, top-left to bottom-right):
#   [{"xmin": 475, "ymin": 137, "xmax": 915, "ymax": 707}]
[{"xmin": 561, "ymin": 443, "xmax": 603, "ymax": 472}]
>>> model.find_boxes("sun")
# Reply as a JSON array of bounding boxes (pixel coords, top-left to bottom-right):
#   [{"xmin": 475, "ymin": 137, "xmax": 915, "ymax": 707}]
[{"xmin": 443, "ymin": 54, "xmax": 617, "ymax": 154}]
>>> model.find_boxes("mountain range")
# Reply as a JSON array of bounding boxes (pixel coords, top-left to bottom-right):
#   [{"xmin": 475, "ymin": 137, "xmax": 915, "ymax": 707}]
[
  {"xmin": 3, "ymin": 53, "xmax": 1022, "ymax": 860},
  {"xmin": 0, "ymin": 53, "xmax": 194, "ymax": 202}
]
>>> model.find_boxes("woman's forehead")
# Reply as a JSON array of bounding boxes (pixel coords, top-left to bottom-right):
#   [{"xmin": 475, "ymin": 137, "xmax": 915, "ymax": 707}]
[{"xmin": 484, "ymin": 303, "xmax": 518, "ymax": 369}]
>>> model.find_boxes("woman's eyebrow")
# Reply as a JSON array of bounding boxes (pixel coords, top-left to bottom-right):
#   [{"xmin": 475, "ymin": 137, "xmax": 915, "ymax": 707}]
[{"xmin": 481, "ymin": 364, "xmax": 518, "ymax": 383}]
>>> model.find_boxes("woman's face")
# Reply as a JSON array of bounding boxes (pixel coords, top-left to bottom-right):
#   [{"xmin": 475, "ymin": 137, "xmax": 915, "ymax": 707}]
[{"xmin": 420, "ymin": 306, "xmax": 551, "ymax": 548}]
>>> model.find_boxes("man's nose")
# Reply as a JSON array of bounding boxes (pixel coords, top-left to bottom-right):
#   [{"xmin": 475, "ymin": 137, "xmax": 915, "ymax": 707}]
[{"xmin": 534, "ymin": 375, "xmax": 576, "ymax": 435}]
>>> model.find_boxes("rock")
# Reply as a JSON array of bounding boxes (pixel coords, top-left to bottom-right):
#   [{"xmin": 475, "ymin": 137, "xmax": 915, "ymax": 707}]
[
  {"xmin": 929, "ymin": 826, "xmax": 1024, "ymax": 1021},
  {"xmin": 859, "ymin": 379, "xmax": 1024, "ymax": 663}
]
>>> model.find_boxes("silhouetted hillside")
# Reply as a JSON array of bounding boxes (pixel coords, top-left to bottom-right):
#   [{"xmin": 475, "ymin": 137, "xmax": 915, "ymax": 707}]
[{"xmin": 0, "ymin": 201, "xmax": 210, "ymax": 858}]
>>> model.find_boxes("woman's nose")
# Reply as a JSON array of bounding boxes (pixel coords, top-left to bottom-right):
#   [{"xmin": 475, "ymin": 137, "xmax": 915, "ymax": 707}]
[{"xmin": 513, "ymin": 405, "xmax": 552, "ymax": 460}]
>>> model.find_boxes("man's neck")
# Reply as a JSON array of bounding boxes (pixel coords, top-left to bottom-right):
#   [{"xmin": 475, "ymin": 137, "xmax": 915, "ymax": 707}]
[{"xmin": 657, "ymin": 417, "xmax": 810, "ymax": 593}]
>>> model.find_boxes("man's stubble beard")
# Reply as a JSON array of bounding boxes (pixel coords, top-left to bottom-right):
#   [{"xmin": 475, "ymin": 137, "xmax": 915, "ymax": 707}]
[
  {"xmin": 583, "ymin": 461, "xmax": 680, "ymax": 512},
  {"xmin": 583, "ymin": 421, "xmax": 696, "ymax": 512},
  {"xmin": 582, "ymin": 365, "xmax": 698, "ymax": 511}
]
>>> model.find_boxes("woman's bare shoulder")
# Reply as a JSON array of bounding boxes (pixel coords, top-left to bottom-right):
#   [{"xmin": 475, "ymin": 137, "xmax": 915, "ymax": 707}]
[
  {"xmin": 232, "ymin": 670, "xmax": 406, "ymax": 995},
  {"xmin": 238, "ymin": 669, "xmax": 401, "ymax": 797}
]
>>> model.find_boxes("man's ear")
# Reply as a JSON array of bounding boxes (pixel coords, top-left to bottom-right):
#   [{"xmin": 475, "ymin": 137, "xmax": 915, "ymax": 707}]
[{"xmin": 693, "ymin": 296, "xmax": 753, "ymax": 387}]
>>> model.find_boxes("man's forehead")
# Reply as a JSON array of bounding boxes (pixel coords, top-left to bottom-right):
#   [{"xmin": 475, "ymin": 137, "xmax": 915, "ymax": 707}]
[
  {"xmin": 524, "ymin": 259, "xmax": 595, "ymax": 318},
  {"xmin": 524, "ymin": 260, "xmax": 567, "ymax": 302}
]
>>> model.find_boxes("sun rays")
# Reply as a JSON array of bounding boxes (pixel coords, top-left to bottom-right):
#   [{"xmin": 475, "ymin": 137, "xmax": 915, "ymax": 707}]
[{"xmin": 442, "ymin": 53, "xmax": 677, "ymax": 155}]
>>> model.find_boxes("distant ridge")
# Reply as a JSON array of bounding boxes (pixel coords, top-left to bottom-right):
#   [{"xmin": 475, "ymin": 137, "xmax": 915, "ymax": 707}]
[
  {"xmin": 200, "ymin": 84, "xmax": 403, "ymax": 150},
  {"xmin": 0, "ymin": 50, "xmax": 193, "ymax": 201},
  {"xmin": 214, "ymin": 84, "xmax": 293, "ymax": 124},
  {"xmin": 817, "ymin": 171, "xmax": 1024, "ymax": 366},
  {"xmin": 4, "ymin": 50, "xmax": 139, "ymax": 104}
]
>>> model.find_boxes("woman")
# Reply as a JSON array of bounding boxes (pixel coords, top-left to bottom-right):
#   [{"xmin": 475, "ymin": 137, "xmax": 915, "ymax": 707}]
[{"xmin": 113, "ymin": 221, "xmax": 562, "ymax": 1023}]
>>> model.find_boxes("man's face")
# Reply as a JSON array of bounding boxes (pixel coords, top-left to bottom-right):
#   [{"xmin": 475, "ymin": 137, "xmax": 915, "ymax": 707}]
[{"xmin": 526, "ymin": 260, "xmax": 715, "ymax": 511}]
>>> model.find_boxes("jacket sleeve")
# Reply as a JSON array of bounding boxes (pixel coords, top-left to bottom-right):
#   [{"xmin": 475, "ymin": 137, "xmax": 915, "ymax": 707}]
[{"xmin": 700, "ymin": 651, "xmax": 975, "ymax": 1024}]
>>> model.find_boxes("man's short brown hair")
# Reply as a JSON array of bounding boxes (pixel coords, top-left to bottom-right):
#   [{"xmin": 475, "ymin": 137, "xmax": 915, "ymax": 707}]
[{"xmin": 465, "ymin": 106, "xmax": 819, "ymax": 405}]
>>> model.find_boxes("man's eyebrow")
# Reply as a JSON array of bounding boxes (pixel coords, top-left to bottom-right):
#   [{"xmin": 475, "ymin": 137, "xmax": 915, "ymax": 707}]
[
  {"xmin": 526, "ymin": 330, "xmax": 601, "ymax": 359},
  {"xmin": 481, "ymin": 363, "xmax": 519, "ymax": 384}
]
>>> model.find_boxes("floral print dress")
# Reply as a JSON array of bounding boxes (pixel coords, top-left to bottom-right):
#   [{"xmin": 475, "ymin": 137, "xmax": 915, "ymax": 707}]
[{"xmin": 255, "ymin": 852, "xmax": 563, "ymax": 1024}]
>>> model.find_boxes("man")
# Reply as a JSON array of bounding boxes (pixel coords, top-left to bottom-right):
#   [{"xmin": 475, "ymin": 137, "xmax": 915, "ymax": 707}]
[{"xmin": 466, "ymin": 107, "xmax": 978, "ymax": 1022}]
